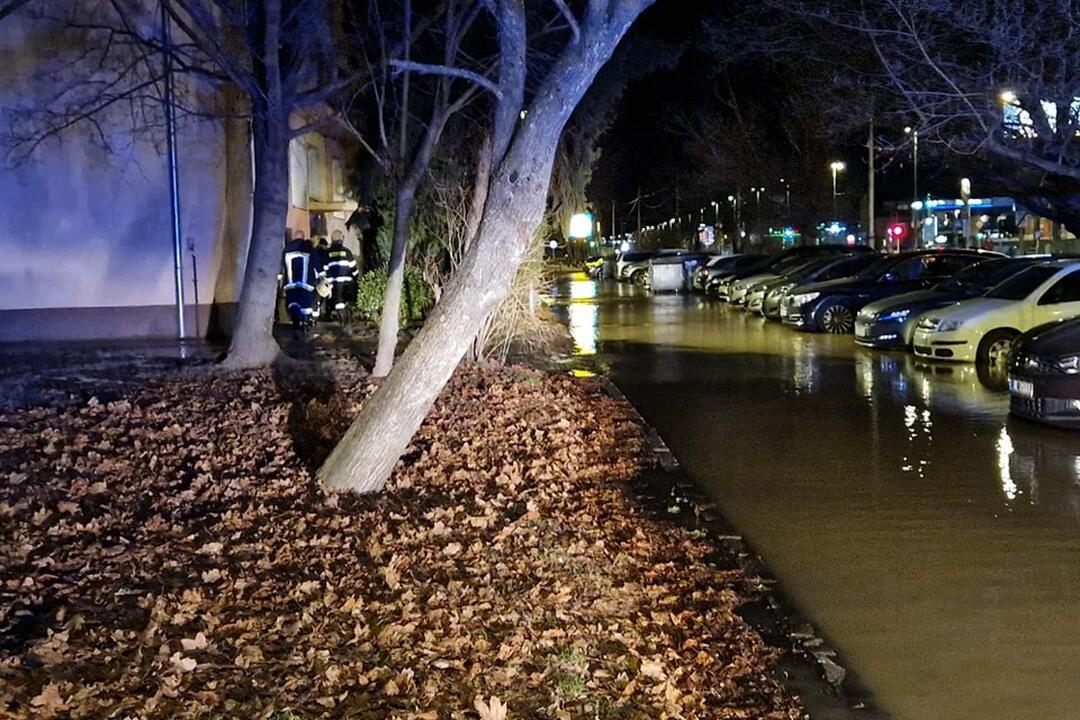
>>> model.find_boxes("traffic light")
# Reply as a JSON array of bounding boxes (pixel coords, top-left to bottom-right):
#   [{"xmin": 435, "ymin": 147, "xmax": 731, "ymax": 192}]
[{"xmin": 887, "ymin": 223, "xmax": 908, "ymax": 242}]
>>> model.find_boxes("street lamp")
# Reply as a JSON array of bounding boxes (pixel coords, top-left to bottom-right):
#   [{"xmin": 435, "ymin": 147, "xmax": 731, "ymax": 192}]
[
  {"xmin": 779, "ymin": 178, "xmax": 791, "ymax": 224},
  {"xmin": 904, "ymin": 126, "xmax": 919, "ymax": 228},
  {"xmin": 829, "ymin": 161, "xmax": 845, "ymax": 218}
]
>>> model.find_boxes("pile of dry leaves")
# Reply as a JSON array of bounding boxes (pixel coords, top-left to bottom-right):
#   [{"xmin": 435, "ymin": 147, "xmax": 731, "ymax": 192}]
[{"xmin": 0, "ymin": 360, "xmax": 805, "ymax": 719}]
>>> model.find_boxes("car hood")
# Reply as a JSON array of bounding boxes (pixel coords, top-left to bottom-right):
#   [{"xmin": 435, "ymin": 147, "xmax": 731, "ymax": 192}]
[
  {"xmin": 738, "ymin": 273, "xmax": 779, "ymax": 287},
  {"xmin": 923, "ymin": 297, "xmax": 1016, "ymax": 324},
  {"xmin": 862, "ymin": 289, "xmax": 952, "ymax": 317}
]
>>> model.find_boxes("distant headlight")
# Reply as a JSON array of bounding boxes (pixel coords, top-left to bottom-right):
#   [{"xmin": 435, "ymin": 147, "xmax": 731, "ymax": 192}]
[
  {"xmin": 1059, "ymin": 355, "xmax": 1080, "ymax": 374},
  {"xmin": 879, "ymin": 309, "xmax": 911, "ymax": 322},
  {"xmin": 936, "ymin": 319, "xmax": 964, "ymax": 332},
  {"xmin": 791, "ymin": 291, "xmax": 820, "ymax": 305}
]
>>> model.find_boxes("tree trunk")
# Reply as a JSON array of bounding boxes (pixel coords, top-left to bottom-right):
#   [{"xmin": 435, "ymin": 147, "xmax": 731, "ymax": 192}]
[
  {"xmin": 320, "ymin": 163, "xmax": 546, "ymax": 491},
  {"xmin": 372, "ymin": 187, "xmax": 416, "ymax": 377},
  {"xmin": 318, "ymin": 0, "xmax": 653, "ymax": 493},
  {"xmin": 223, "ymin": 116, "xmax": 291, "ymax": 368}
]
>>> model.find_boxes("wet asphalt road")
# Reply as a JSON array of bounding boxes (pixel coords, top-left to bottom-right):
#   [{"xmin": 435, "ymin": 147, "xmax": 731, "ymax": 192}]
[{"xmin": 550, "ymin": 274, "xmax": 1080, "ymax": 720}]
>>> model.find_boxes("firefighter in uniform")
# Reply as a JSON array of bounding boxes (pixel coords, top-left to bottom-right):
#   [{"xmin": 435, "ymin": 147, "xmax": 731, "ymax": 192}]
[
  {"xmin": 280, "ymin": 230, "xmax": 326, "ymax": 334},
  {"xmin": 324, "ymin": 229, "xmax": 359, "ymax": 322}
]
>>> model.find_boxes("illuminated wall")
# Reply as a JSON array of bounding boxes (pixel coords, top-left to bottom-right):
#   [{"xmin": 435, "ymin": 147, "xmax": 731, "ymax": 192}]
[{"xmin": 0, "ymin": 9, "xmax": 252, "ymax": 340}]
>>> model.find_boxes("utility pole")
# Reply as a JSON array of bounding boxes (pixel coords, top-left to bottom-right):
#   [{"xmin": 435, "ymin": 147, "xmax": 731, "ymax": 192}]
[
  {"xmin": 867, "ymin": 117, "xmax": 876, "ymax": 249},
  {"xmin": 161, "ymin": 0, "xmax": 186, "ymax": 342},
  {"xmin": 636, "ymin": 185, "xmax": 642, "ymax": 236},
  {"xmin": 611, "ymin": 198, "xmax": 616, "ymax": 241}
]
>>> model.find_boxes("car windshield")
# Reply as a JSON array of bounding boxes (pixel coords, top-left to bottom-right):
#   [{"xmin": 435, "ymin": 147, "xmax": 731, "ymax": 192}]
[
  {"xmin": 784, "ymin": 257, "xmax": 835, "ymax": 280},
  {"xmin": 933, "ymin": 259, "xmax": 1032, "ymax": 293},
  {"xmin": 855, "ymin": 256, "xmax": 899, "ymax": 279},
  {"xmin": 933, "ymin": 259, "xmax": 1011, "ymax": 292},
  {"xmin": 985, "ymin": 265, "xmax": 1060, "ymax": 300}
]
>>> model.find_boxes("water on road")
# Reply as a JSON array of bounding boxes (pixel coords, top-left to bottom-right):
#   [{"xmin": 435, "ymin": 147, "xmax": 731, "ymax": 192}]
[{"xmin": 551, "ymin": 274, "xmax": 1080, "ymax": 720}]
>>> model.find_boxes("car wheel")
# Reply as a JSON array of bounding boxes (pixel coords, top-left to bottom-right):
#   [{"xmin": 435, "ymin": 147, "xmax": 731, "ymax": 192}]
[
  {"xmin": 631, "ymin": 269, "xmax": 647, "ymax": 287},
  {"xmin": 977, "ymin": 329, "xmax": 1018, "ymax": 377},
  {"xmin": 818, "ymin": 302, "xmax": 855, "ymax": 333}
]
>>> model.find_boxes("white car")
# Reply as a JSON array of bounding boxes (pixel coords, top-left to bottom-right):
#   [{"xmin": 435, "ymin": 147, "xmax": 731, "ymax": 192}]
[{"xmin": 912, "ymin": 260, "xmax": 1080, "ymax": 368}]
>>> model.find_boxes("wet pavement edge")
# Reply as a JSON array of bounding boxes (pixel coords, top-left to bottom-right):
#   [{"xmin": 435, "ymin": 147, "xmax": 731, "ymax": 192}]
[{"xmin": 598, "ymin": 376, "xmax": 890, "ymax": 720}]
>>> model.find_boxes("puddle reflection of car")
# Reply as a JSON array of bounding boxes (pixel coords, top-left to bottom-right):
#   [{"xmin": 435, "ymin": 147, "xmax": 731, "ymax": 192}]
[
  {"xmin": 1002, "ymin": 420, "xmax": 1080, "ymax": 521},
  {"xmin": 855, "ymin": 257, "xmax": 1043, "ymax": 350},
  {"xmin": 913, "ymin": 260, "xmax": 1080, "ymax": 371},
  {"xmin": 1008, "ymin": 317, "xmax": 1080, "ymax": 429}
]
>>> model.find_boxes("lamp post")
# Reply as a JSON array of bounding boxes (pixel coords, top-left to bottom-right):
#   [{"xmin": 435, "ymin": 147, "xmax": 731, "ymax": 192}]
[
  {"xmin": 779, "ymin": 177, "xmax": 791, "ymax": 225},
  {"xmin": 904, "ymin": 126, "xmax": 919, "ymax": 228},
  {"xmin": 830, "ymin": 161, "xmax": 845, "ymax": 219}
]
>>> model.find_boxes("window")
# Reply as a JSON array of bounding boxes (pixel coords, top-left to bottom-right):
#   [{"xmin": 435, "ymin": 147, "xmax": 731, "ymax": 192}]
[
  {"xmin": 880, "ymin": 257, "xmax": 926, "ymax": 281},
  {"xmin": 923, "ymin": 254, "xmax": 980, "ymax": 278},
  {"xmin": 986, "ymin": 265, "xmax": 1059, "ymax": 300},
  {"xmin": 306, "ymin": 143, "xmax": 327, "ymax": 202},
  {"xmin": 289, "ymin": 139, "xmax": 308, "ymax": 209},
  {"xmin": 1038, "ymin": 269, "xmax": 1080, "ymax": 305}
]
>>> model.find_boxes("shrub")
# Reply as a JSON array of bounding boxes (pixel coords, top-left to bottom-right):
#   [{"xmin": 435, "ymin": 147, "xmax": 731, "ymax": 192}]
[{"xmin": 354, "ymin": 267, "xmax": 434, "ymax": 325}]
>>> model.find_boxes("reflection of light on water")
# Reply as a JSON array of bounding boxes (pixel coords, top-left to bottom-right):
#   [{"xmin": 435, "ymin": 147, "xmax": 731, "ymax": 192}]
[
  {"xmin": 856, "ymin": 352, "xmax": 874, "ymax": 400},
  {"xmin": 568, "ymin": 303, "xmax": 598, "ymax": 356},
  {"xmin": 792, "ymin": 349, "xmax": 816, "ymax": 394},
  {"xmin": 569, "ymin": 278, "xmax": 597, "ymax": 300},
  {"xmin": 998, "ymin": 426, "xmax": 1017, "ymax": 501},
  {"xmin": 901, "ymin": 404, "xmax": 933, "ymax": 477}
]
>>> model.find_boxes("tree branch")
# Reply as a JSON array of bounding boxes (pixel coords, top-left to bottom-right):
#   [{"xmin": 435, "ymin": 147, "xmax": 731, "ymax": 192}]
[{"xmin": 388, "ymin": 59, "xmax": 503, "ymax": 99}]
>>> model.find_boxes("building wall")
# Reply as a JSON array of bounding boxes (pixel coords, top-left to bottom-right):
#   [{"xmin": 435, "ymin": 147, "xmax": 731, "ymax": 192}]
[{"xmin": 0, "ymin": 9, "xmax": 252, "ymax": 341}]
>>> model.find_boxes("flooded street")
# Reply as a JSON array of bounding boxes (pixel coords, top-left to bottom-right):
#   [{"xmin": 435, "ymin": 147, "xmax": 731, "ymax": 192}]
[{"xmin": 551, "ymin": 274, "xmax": 1080, "ymax": 720}]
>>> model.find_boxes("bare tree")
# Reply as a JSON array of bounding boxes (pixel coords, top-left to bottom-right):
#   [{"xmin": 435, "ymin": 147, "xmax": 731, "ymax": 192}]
[
  {"xmin": 341, "ymin": 0, "xmax": 485, "ymax": 377},
  {"xmin": 319, "ymin": 0, "xmax": 656, "ymax": 494}
]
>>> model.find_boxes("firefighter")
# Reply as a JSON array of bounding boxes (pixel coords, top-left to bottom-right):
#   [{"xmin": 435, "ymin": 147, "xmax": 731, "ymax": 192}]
[
  {"xmin": 324, "ymin": 229, "xmax": 359, "ymax": 322},
  {"xmin": 280, "ymin": 230, "xmax": 326, "ymax": 334}
]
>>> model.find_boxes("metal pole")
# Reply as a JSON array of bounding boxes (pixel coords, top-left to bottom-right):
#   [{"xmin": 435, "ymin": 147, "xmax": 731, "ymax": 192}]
[
  {"xmin": 832, "ymin": 167, "xmax": 838, "ymax": 218},
  {"xmin": 161, "ymin": 0, "xmax": 186, "ymax": 340},
  {"xmin": 868, "ymin": 117, "xmax": 876, "ymax": 249}
]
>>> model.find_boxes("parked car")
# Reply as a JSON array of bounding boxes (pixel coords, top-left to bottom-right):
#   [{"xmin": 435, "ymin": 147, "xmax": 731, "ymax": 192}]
[
  {"xmin": 713, "ymin": 244, "xmax": 874, "ymax": 302},
  {"xmin": 855, "ymin": 257, "xmax": 1044, "ymax": 350},
  {"xmin": 762, "ymin": 253, "xmax": 880, "ymax": 319},
  {"xmin": 1009, "ymin": 317, "xmax": 1080, "ymax": 429},
  {"xmin": 912, "ymin": 260, "xmax": 1080, "ymax": 370},
  {"xmin": 617, "ymin": 248, "xmax": 687, "ymax": 283},
  {"xmin": 703, "ymin": 254, "xmax": 769, "ymax": 296},
  {"xmin": 781, "ymin": 249, "xmax": 1000, "ymax": 333},
  {"xmin": 693, "ymin": 254, "xmax": 749, "ymax": 291}
]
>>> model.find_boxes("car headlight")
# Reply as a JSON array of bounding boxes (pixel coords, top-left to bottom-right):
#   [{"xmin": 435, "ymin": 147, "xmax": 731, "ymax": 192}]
[
  {"xmin": 1058, "ymin": 355, "xmax": 1080, "ymax": 374},
  {"xmin": 880, "ymin": 309, "xmax": 911, "ymax": 322},
  {"xmin": 791, "ymin": 292, "xmax": 819, "ymax": 305},
  {"xmin": 936, "ymin": 319, "xmax": 964, "ymax": 332}
]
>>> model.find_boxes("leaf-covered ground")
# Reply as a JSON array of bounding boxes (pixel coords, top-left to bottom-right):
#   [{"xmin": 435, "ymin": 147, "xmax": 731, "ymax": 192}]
[{"xmin": 0, "ymin": 361, "xmax": 806, "ymax": 719}]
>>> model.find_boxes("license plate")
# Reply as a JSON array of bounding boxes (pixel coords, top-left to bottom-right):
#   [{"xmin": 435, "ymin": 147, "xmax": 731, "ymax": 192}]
[
  {"xmin": 855, "ymin": 325, "xmax": 868, "ymax": 338},
  {"xmin": 1009, "ymin": 378, "xmax": 1034, "ymax": 399}
]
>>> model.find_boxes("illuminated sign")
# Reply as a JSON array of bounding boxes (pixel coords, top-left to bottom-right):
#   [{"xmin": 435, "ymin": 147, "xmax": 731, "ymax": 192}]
[{"xmin": 568, "ymin": 212, "xmax": 594, "ymax": 239}]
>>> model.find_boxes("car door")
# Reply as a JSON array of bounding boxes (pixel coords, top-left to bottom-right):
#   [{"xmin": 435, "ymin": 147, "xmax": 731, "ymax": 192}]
[{"xmin": 1033, "ymin": 267, "xmax": 1080, "ymax": 326}]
